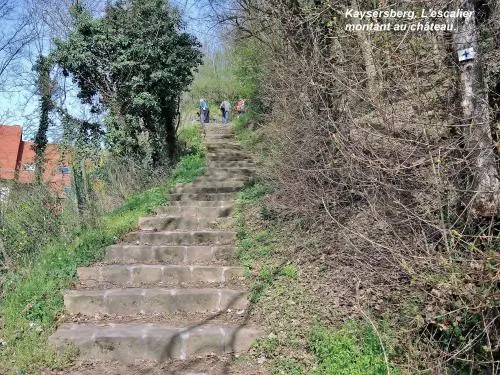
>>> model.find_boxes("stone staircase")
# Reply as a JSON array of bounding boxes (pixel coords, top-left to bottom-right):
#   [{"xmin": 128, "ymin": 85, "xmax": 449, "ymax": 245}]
[{"xmin": 50, "ymin": 126, "xmax": 262, "ymax": 373}]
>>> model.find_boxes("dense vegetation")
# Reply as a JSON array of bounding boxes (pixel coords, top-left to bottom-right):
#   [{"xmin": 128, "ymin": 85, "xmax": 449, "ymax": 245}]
[{"xmin": 216, "ymin": 0, "xmax": 499, "ymax": 373}]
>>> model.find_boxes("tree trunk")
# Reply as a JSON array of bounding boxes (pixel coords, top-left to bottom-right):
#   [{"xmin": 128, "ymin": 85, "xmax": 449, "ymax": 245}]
[
  {"xmin": 352, "ymin": 0, "xmax": 380, "ymax": 102},
  {"xmin": 452, "ymin": 0, "xmax": 500, "ymax": 217},
  {"xmin": 34, "ymin": 55, "xmax": 54, "ymax": 184},
  {"xmin": 160, "ymin": 96, "xmax": 178, "ymax": 162}
]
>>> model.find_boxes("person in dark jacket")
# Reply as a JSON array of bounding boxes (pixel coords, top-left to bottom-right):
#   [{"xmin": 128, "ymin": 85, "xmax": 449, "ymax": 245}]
[{"xmin": 220, "ymin": 100, "xmax": 231, "ymax": 123}]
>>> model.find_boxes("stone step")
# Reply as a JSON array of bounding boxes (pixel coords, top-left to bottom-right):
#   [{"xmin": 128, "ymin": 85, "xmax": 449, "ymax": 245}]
[
  {"xmin": 204, "ymin": 134, "xmax": 234, "ymax": 140},
  {"xmin": 207, "ymin": 152, "xmax": 252, "ymax": 159},
  {"xmin": 207, "ymin": 161, "xmax": 256, "ymax": 169},
  {"xmin": 104, "ymin": 245, "xmax": 237, "ymax": 265},
  {"xmin": 206, "ymin": 143, "xmax": 242, "ymax": 151},
  {"xmin": 123, "ymin": 230, "xmax": 236, "ymax": 246},
  {"xmin": 77, "ymin": 265, "xmax": 245, "ymax": 288},
  {"xmin": 64, "ymin": 288, "xmax": 248, "ymax": 315},
  {"xmin": 172, "ymin": 183, "xmax": 244, "ymax": 195},
  {"xmin": 191, "ymin": 176, "xmax": 249, "ymax": 184},
  {"xmin": 50, "ymin": 323, "xmax": 261, "ymax": 362},
  {"xmin": 155, "ymin": 203, "xmax": 234, "ymax": 218},
  {"xmin": 138, "ymin": 215, "xmax": 216, "ymax": 231},
  {"xmin": 162, "ymin": 200, "xmax": 235, "ymax": 209},
  {"xmin": 203, "ymin": 167, "xmax": 255, "ymax": 177},
  {"xmin": 169, "ymin": 192, "xmax": 238, "ymax": 202}
]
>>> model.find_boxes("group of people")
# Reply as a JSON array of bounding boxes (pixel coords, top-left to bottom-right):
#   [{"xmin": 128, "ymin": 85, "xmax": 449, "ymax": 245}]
[{"xmin": 199, "ymin": 99, "xmax": 246, "ymax": 124}]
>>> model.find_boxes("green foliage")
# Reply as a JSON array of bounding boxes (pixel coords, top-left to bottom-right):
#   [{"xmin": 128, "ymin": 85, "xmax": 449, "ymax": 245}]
[
  {"xmin": 273, "ymin": 358, "xmax": 306, "ymax": 375},
  {"xmin": 0, "ymin": 184, "xmax": 63, "ymax": 266},
  {"xmin": 230, "ymin": 38, "xmax": 264, "ymax": 102},
  {"xmin": 0, "ymin": 126, "xmax": 204, "ymax": 373},
  {"xmin": 182, "ymin": 37, "xmax": 264, "ymax": 121},
  {"xmin": 53, "ymin": 0, "xmax": 202, "ymax": 162},
  {"xmin": 309, "ymin": 322, "xmax": 396, "ymax": 375},
  {"xmin": 33, "ymin": 54, "xmax": 56, "ymax": 183},
  {"xmin": 280, "ymin": 264, "xmax": 298, "ymax": 279},
  {"xmin": 184, "ymin": 53, "xmax": 241, "ymax": 109},
  {"xmin": 233, "ymin": 112, "xmax": 263, "ymax": 147}
]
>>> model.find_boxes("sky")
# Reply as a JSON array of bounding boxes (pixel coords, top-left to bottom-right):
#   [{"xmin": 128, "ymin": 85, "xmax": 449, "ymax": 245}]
[{"xmin": 0, "ymin": 0, "xmax": 222, "ymax": 140}]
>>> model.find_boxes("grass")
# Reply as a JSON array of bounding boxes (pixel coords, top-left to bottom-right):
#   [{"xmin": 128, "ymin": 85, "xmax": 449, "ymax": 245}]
[
  {"xmin": 308, "ymin": 322, "xmax": 396, "ymax": 375},
  {"xmin": 0, "ymin": 126, "xmax": 205, "ymax": 374}
]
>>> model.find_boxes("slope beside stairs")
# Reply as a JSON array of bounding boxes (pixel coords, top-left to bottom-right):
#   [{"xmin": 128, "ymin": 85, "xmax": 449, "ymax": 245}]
[{"xmin": 49, "ymin": 125, "xmax": 263, "ymax": 374}]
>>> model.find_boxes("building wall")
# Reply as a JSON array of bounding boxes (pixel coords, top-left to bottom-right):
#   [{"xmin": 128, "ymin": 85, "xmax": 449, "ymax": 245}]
[
  {"xmin": 0, "ymin": 125, "xmax": 22, "ymax": 180},
  {"xmin": 17, "ymin": 142, "xmax": 71, "ymax": 192},
  {"xmin": 0, "ymin": 125, "xmax": 71, "ymax": 194}
]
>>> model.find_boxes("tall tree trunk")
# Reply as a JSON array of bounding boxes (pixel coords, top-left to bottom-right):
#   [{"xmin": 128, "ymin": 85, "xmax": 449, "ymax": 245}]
[
  {"xmin": 452, "ymin": 0, "xmax": 500, "ymax": 217},
  {"xmin": 352, "ymin": 0, "xmax": 380, "ymax": 102},
  {"xmin": 161, "ymin": 96, "xmax": 177, "ymax": 162},
  {"xmin": 34, "ymin": 55, "xmax": 54, "ymax": 184}
]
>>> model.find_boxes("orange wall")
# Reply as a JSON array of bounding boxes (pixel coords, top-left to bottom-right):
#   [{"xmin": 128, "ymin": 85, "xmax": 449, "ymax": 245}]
[
  {"xmin": 1, "ymin": 125, "xmax": 71, "ymax": 194},
  {"xmin": 0, "ymin": 125, "xmax": 22, "ymax": 180},
  {"xmin": 17, "ymin": 142, "xmax": 71, "ymax": 192}
]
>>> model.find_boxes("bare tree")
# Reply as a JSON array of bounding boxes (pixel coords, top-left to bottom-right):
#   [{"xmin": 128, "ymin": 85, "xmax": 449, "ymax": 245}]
[
  {"xmin": 0, "ymin": 1, "xmax": 34, "ymax": 88},
  {"xmin": 452, "ymin": 0, "xmax": 500, "ymax": 217}
]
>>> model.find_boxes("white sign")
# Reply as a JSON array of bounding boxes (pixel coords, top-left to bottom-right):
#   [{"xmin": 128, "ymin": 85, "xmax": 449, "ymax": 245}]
[{"xmin": 458, "ymin": 47, "xmax": 475, "ymax": 62}]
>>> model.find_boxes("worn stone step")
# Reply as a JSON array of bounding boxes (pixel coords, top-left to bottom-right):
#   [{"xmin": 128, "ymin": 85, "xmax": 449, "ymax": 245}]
[
  {"xmin": 123, "ymin": 230, "xmax": 236, "ymax": 246},
  {"xmin": 64, "ymin": 288, "xmax": 248, "ymax": 315},
  {"xmin": 203, "ymin": 167, "xmax": 255, "ymax": 177},
  {"xmin": 104, "ymin": 245, "xmax": 237, "ymax": 265},
  {"xmin": 190, "ymin": 178, "xmax": 248, "ymax": 186},
  {"xmin": 138, "ymin": 216, "xmax": 198, "ymax": 231},
  {"xmin": 173, "ymin": 183, "xmax": 244, "ymax": 195},
  {"xmin": 50, "ymin": 323, "xmax": 261, "ymax": 362},
  {"xmin": 155, "ymin": 203, "xmax": 234, "ymax": 218},
  {"xmin": 207, "ymin": 161, "xmax": 256, "ymax": 169},
  {"xmin": 162, "ymin": 200, "xmax": 235, "ymax": 209},
  {"xmin": 204, "ymin": 134, "xmax": 234, "ymax": 140},
  {"xmin": 139, "ymin": 215, "xmax": 216, "ymax": 231},
  {"xmin": 207, "ymin": 143, "xmax": 242, "ymax": 151},
  {"xmin": 169, "ymin": 192, "xmax": 238, "ymax": 202},
  {"xmin": 207, "ymin": 153, "xmax": 252, "ymax": 161},
  {"xmin": 77, "ymin": 265, "xmax": 245, "ymax": 288}
]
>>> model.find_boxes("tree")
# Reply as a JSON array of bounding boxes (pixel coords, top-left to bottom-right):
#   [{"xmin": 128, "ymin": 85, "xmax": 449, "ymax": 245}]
[
  {"xmin": 0, "ymin": 0, "xmax": 35, "ymax": 88},
  {"xmin": 53, "ymin": 0, "xmax": 202, "ymax": 163},
  {"xmin": 33, "ymin": 55, "xmax": 55, "ymax": 183},
  {"xmin": 452, "ymin": 0, "xmax": 500, "ymax": 217}
]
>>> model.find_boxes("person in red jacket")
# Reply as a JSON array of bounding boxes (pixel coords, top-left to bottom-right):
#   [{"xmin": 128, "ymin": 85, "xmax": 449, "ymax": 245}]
[{"xmin": 235, "ymin": 99, "xmax": 246, "ymax": 117}]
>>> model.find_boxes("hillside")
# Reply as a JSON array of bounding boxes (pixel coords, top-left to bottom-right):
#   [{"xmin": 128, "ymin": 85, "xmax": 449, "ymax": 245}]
[{"xmin": 0, "ymin": 0, "xmax": 499, "ymax": 374}]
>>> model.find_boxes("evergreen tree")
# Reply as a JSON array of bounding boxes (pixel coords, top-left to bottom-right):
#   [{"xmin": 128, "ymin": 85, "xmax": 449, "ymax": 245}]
[{"xmin": 53, "ymin": 0, "xmax": 202, "ymax": 164}]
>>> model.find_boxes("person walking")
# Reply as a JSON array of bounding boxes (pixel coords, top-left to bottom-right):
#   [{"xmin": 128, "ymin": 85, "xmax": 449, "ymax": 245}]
[
  {"xmin": 220, "ymin": 100, "xmax": 231, "ymax": 123},
  {"xmin": 199, "ymin": 99, "xmax": 210, "ymax": 123},
  {"xmin": 236, "ymin": 99, "xmax": 246, "ymax": 118}
]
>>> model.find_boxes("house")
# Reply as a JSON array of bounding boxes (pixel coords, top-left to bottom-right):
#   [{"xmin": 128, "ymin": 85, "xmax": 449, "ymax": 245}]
[
  {"xmin": 0, "ymin": 125, "xmax": 71, "ymax": 194},
  {"xmin": 0, "ymin": 125, "xmax": 22, "ymax": 180}
]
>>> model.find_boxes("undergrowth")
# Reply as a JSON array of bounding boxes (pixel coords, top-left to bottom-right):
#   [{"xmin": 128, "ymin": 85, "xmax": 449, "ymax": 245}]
[
  {"xmin": 0, "ymin": 126, "xmax": 205, "ymax": 373},
  {"xmin": 236, "ymin": 179, "xmax": 399, "ymax": 374},
  {"xmin": 307, "ymin": 322, "xmax": 397, "ymax": 375}
]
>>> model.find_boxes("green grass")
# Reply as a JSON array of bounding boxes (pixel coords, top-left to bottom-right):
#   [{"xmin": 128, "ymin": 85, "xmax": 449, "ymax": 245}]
[
  {"xmin": 309, "ymin": 322, "xmax": 397, "ymax": 375},
  {"xmin": 0, "ymin": 126, "xmax": 205, "ymax": 374},
  {"xmin": 233, "ymin": 111, "xmax": 263, "ymax": 148}
]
